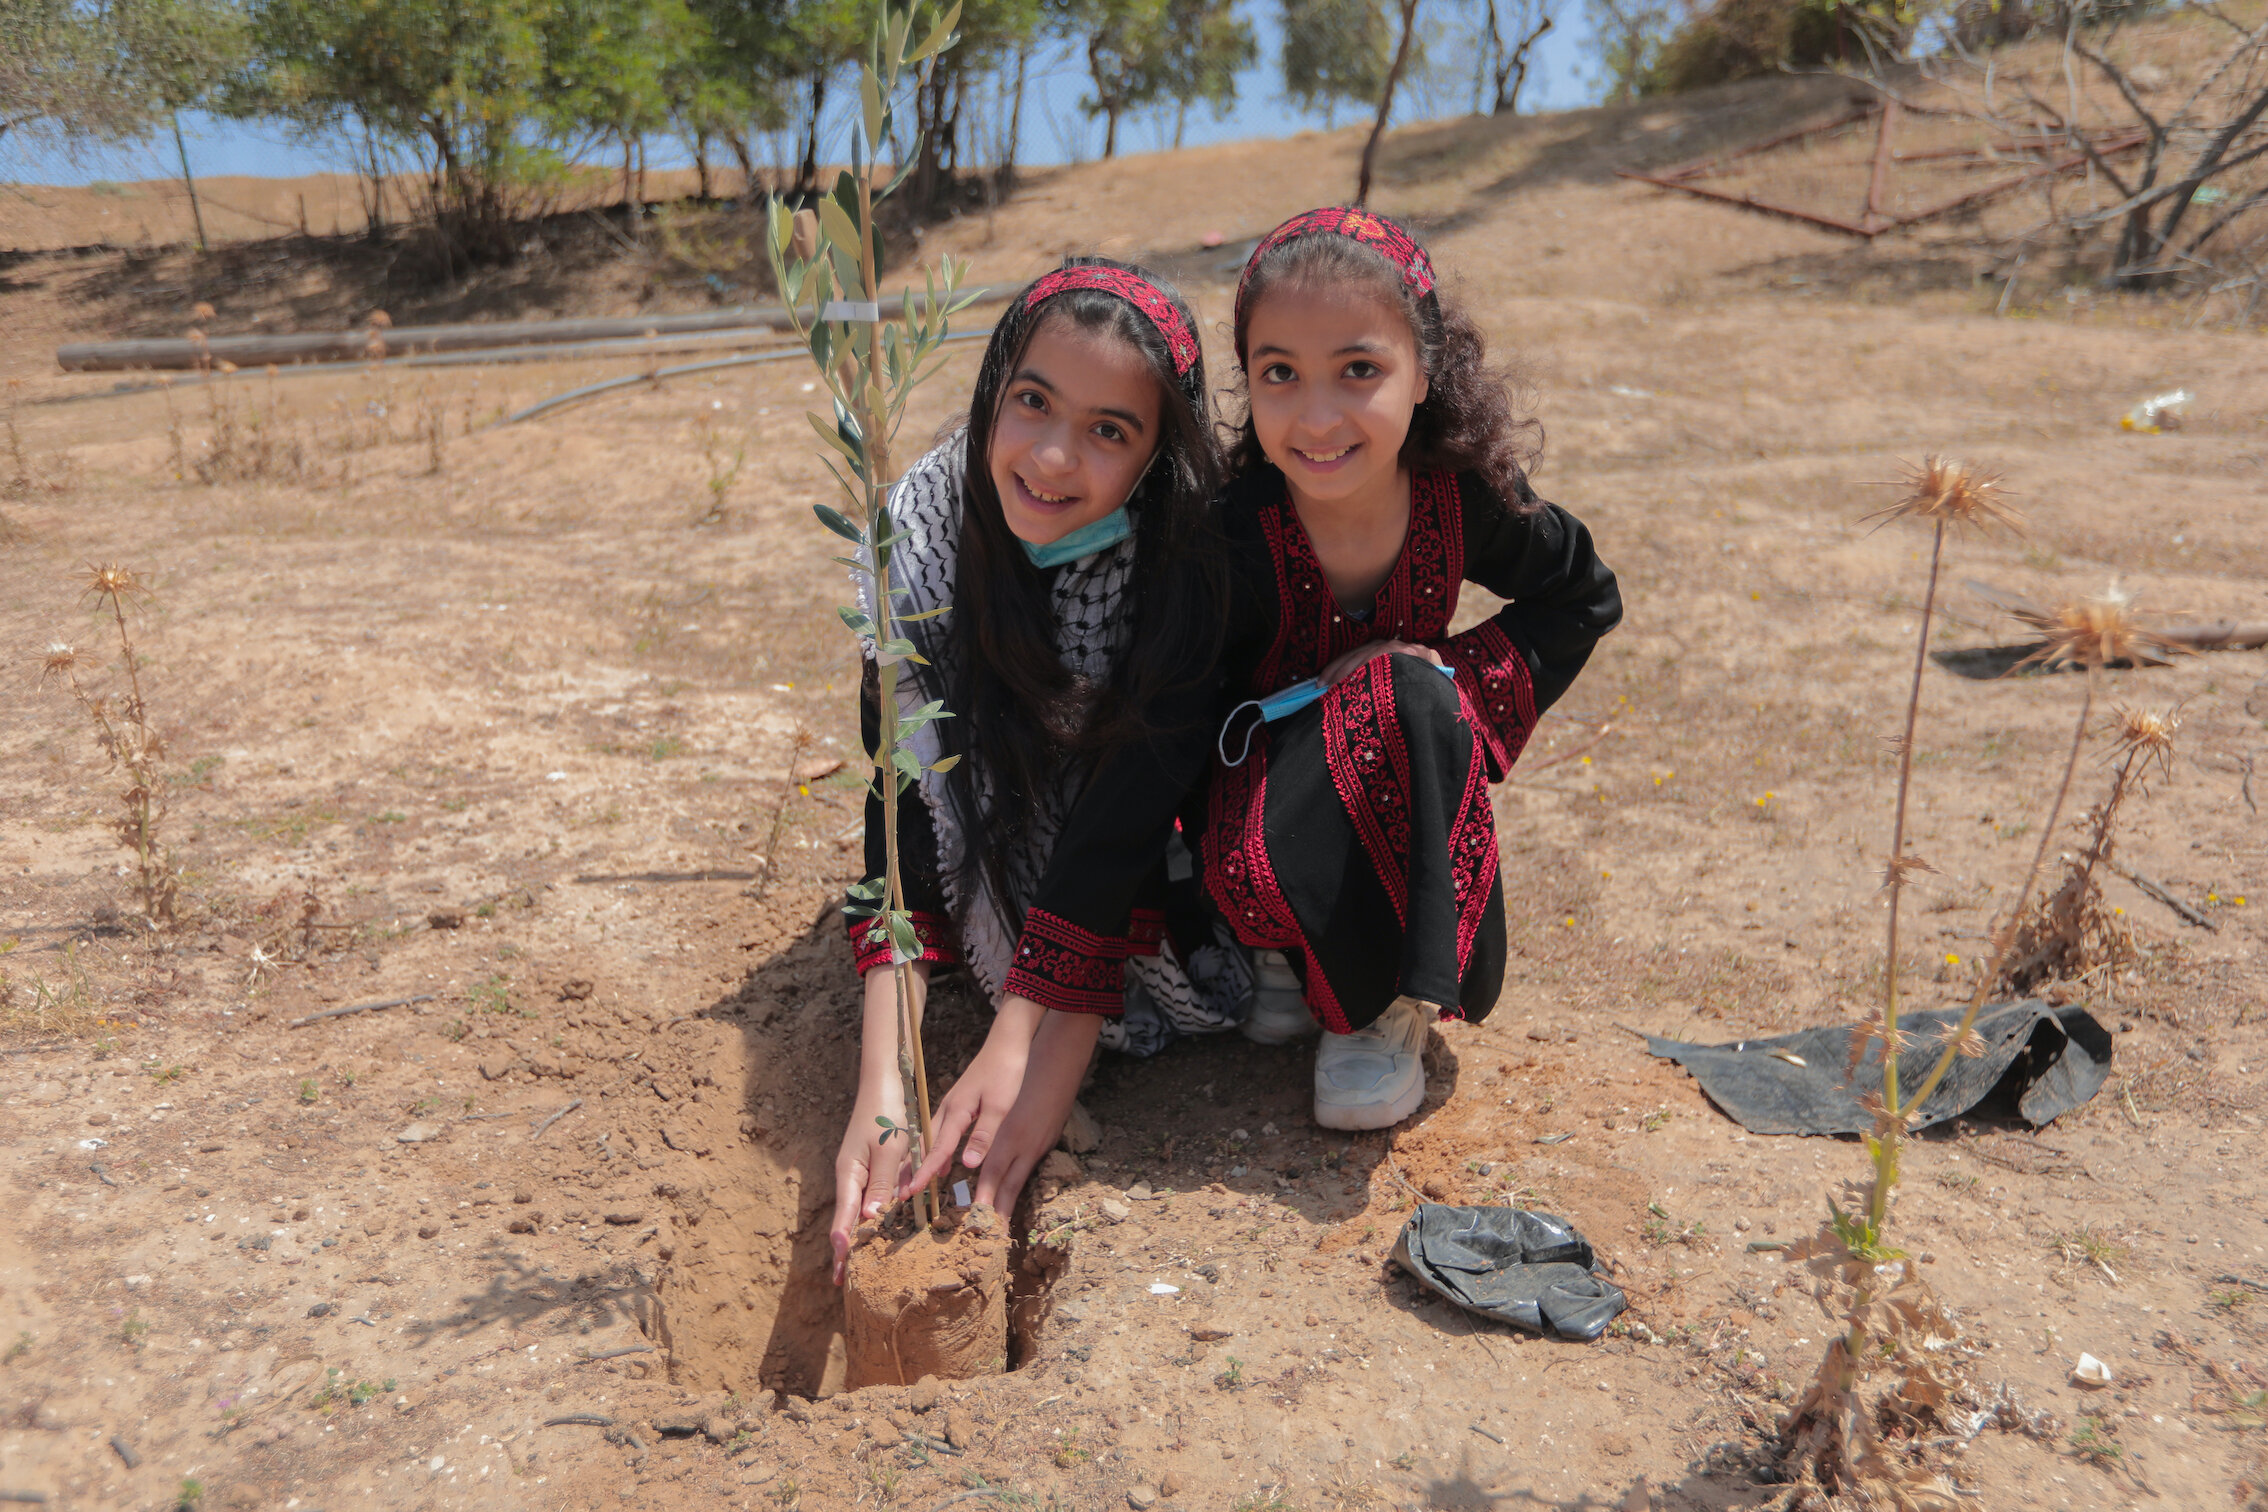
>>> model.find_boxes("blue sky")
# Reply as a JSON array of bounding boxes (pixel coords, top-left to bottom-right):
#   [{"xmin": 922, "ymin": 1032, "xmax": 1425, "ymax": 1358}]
[{"xmin": 1, "ymin": 2, "xmax": 1598, "ymax": 188}]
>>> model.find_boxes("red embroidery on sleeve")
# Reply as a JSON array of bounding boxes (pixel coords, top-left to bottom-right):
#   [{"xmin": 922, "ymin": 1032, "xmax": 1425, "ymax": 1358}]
[
  {"xmin": 1002, "ymin": 908, "xmax": 1129, "ymax": 1016},
  {"xmin": 848, "ymin": 910, "xmax": 959, "ymax": 976}
]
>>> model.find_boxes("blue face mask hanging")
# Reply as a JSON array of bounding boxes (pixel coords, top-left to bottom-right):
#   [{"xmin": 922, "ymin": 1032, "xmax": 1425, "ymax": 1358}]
[
  {"xmin": 1020, "ymin": 506, "xmax": 1133, "ymax": 569},
  {"xmin": 1216, "ymin": 661, "xmax": 1460, "ymax": 766}
]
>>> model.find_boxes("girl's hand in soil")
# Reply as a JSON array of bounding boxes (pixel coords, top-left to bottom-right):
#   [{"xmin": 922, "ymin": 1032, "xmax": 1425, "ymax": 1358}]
[
  {"xmin": 899, "ymin": 993, "xmax": 1047, "ymax": 1201},
  {"xmin": 831, "ymin": 959, "xmax": 931, "ymax": 1285},
  {"xmin": 1318, "ymin": 639, "xmax": 1442, "ymax": 688},
  {"xmin": 830, "ymin": 1089, "xmax": 907, "ymax": 1284},
  {"xmin": 971, "ymin": 1008, "xmax": 1105, "ymax": 1216}
]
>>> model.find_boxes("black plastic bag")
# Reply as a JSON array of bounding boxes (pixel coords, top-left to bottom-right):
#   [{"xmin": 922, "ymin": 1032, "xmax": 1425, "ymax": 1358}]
[
  {"xmin": 1643, "ymin": 999, "xmax": 2113, "ymax": 1137},
  {"xmin": 1390, "ymin": 1205, "xmax": 1627, "ymax": 1341}
]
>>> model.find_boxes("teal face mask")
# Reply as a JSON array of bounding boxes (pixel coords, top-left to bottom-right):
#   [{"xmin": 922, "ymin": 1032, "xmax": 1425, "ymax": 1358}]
[
  {"xmin": 1020, "ymin": 506, "xmax": 1133, "ymax": 568},
  {"xmin": 1217, "ymin": 662, "xmax": 1460, "ymax": 766}
]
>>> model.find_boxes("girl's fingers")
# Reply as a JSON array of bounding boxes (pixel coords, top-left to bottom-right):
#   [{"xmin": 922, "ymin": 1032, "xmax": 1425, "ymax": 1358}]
[
  {"xmin": 960, "ymin": 1101, "xmax": 1010, "ymax": 1170},
  {"xmin": 901, "ymin": 1100, "xmax": 973, "ymax": 1197},
  {"xmin": 863, "ymin": 1141, "xmax": 901, "ymax": 1221},
  {"xmin": 829, "ymin": 1160, "xmax": 866, "ymax": 1286}
]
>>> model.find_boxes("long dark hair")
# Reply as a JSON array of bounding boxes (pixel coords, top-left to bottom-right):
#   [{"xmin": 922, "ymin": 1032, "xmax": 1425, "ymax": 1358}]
[
  {"xmin": 1227, "ymin": 210, "xmax": 1543, "ymax": 509},
  {"xmin": 919, "ymin": 257, "xmax": 1224, "ymax": 921}
]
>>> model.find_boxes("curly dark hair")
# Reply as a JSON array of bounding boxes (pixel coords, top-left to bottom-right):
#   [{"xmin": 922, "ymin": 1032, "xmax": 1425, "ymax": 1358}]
[
  {"xmin": 917, "ymin": 257, "xmax": 1226, "ymax": 925},
  {"xmin": 1226, "ymin": 211, "xmax": 1543, "ymax": 509}
]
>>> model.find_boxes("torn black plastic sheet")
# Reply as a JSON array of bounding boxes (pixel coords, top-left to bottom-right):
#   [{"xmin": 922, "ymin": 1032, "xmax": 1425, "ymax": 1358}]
[
  {"xmin": 1643, "ymin": 999, "xmax": 2113, "ymax": 1137},
  {"xmin": 1391, "ymin": 1205, "xmax": 1628, "ymax": 1340}
]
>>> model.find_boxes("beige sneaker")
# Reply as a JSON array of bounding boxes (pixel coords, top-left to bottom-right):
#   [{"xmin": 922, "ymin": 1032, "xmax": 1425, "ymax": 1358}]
[
  {"xmin": 1313, "ymin": 996, "xmax": 1430, "ymax": 1130},
  {"xmin": 1242, "ymin": 949, "xmax": 1320, "ymax": 1045}
]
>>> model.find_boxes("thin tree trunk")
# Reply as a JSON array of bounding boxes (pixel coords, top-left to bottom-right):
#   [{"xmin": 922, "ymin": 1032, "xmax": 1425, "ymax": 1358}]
[
  {"xmin": 622, "ymin": 136, "xmax": 635, "ymax": 228},
  {"xmin": 2140, "ymin": 85, "xmax": 2268, "ymax": 284},
  {"xmin": 728, "ymin": 131, "xmax": 757, "ymax": 205},
  {"xmin": 695, "ymin": 133, "xmax": 712, "ymax": 200},
  {"xmin": 171, "ymin": 112, "xmax": 208, "ymax": 252},
  {"xmin": 1003, "ymin": 43, "xmax": 1030, "ymax": 187},
  {"xmin": 1501, "ymin": 14, "xmax": 1553, "ymax": 113},
  {"xmin": 1104, "ymin": 104, "xmax": 1120, "ymax": 158},
  {"xmin": 799, "ymin": 69, "xmax": 827, "ymax": 194},
  {"xmin": 1481, "ymin": 0, "xmax": 1500, "ymax": 114},
  {"xmin": 1357, "ymin": 0, "xmax": 1423, "ymax": 206}
]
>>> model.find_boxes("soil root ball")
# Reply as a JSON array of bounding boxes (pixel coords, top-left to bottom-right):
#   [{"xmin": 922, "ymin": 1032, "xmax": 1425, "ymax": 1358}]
[{"xmin": 842, "ymin": 1206, "xmax": 1009, "ymax": 1388}]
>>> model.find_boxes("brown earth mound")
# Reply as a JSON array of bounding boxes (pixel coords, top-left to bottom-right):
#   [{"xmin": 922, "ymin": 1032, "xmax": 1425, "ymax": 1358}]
[{"xmin": 842, "ymin": 1206, "xmax": 1011, "ymax": 1388}]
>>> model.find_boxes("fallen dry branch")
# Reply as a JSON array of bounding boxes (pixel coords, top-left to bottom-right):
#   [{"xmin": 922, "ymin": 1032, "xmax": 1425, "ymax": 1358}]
[
  {"xmin": 1618, "ymin": 98, "xmax": 2149, "ymax": 238},
  {"xmin": 2106, "ymin": 859, "xmax": 2218, "ymax": 930},
  {"xmin": 531, "ymin": 1098, "xmax": 584, "ymax": 1141},
  {"xmin": 286, "ymin": 992, "xmax": 437, "ymax": 1028}
]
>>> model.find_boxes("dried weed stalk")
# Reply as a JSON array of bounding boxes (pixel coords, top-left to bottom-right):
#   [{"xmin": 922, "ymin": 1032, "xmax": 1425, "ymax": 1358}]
[
  {"xmin": 4, "ymin": 378, "xmax": 74, "ymax": 511},
  {"xmin": 40, "ymin": 565, "xmax": 178, "ymax": 924},
  {"xmin": 1778, "ymin": 1239, "xmax": 1973, "ymax": 1512},
  {"xmin": 2000, "ymin": 704, "xmax": 2179, "ymax": 992},
  {"xmin": 694, "ymin": 418, "xmax": 748, "ymax": 526},
  {"xmin": 748, "ymin": 725, "xmax": 816, "ymax": 903}
]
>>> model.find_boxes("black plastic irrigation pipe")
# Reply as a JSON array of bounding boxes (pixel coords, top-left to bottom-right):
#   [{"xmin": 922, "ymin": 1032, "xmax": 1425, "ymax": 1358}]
[
  {"xmin": 30, "ymin": 329, "xmax": 802, "ymax": 408},
  {"xmin": 33, "ymin": 284, "xmax": 1019, "ymax": 410},
  {"xmin": 493, "ymin": 326, "xmax": 996, "ymax": 427}
]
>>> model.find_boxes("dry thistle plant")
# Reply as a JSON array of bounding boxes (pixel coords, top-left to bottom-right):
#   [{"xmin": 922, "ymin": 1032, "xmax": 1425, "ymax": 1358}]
[
  {"xmin": 1773, "ymin": 471, "xmax": 2064, "ymax": 1509},
  {"xmin": 1862, "ymin": 455, "xmax": 2021, "ymax": 1233},
  {"xmin": 40, "ymin": 565, "xmax": 178, "ymax": 924},
  {"xmin": 1779, "ymin": 586, "xmax": 2159, "ymax": 1505},
  {"xmin": 2000, "ymin": 704, "xmax": 2179, "ymax": 993}
]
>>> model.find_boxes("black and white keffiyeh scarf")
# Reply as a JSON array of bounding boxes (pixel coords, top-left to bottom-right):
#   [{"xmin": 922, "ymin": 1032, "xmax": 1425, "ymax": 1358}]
[{"xmin": 858, "ymin": 434, "xmax": 1246, "ymax": 1055}]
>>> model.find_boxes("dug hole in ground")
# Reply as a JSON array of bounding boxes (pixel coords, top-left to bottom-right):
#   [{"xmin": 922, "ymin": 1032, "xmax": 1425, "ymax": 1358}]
[{"xmin": 4, "ymin": 37, "xmax": 2268, "ymax": 1512}]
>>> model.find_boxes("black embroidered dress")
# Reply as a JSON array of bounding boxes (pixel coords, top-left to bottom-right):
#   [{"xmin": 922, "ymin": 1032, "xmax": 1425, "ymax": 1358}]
[{"xmin": 1199, "ymin": 466, "xmax": 1620, "ymax": 1032}]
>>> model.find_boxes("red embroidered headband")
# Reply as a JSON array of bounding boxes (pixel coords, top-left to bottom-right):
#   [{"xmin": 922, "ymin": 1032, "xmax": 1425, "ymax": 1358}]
[
  {"xmin": 1234, "ymin": 207, "xmax": 1438, "ymax": 327},
  {"xmin": 1021, "ymin": 266, "xmax": 1200, "ymax": 376}
]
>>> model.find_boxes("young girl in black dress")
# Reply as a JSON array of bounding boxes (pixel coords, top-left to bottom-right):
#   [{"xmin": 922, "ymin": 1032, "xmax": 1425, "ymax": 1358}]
[
  {"xmin": 829, "ymin": 261, "xmax": 1240, "ymax": 1280},
  {"xmin": 1202, "ymin": 208, "xmax": 1622, "ymax": 1130}
]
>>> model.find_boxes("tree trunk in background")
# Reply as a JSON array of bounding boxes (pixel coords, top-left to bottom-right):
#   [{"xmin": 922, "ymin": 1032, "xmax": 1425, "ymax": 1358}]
[
  {"xmin": 798, "ymin": 69, "xmax": 827, "ymax": 194},
  {"xmin": 171, "ymin": 112, "xmax": 208, "ymax": 252},
  {"xmin": 1356, "ymin": 0, "xmax": 1422, "ymax": 205},
  {"xmin": 695, "ymin": 134, "xmax": 712, "ymax": 200},
  {"xmin": 1001, "ymin": 44, "xmax": 1030, "ymax": 189},
  {"xmin": 727, "ymin": 133, "xmax": 757, "ymax": 205},
  {"xmin": 622, "ymin": 137, "xmax": 642, "ymax": 242},
  {"xmin": 1498, "ymin": 13, "xmax": 1553, "ymax": 112}
]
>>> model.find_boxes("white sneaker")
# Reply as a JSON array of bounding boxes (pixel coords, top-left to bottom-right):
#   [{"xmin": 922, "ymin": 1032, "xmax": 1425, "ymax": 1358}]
[
  {"xmin": 1313, "ymin": 996, "xmax": 1431, "ymax": 1130},
  {"xmin": 1241, "ymin": 949, "xmax": 1320, "ymax": 1045}
]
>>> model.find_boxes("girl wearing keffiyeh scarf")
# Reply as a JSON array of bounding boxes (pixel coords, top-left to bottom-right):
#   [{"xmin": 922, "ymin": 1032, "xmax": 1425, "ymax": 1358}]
[{"xmin": 829, "ymin": 259, "xmax": 1242, "ymax": 1281}]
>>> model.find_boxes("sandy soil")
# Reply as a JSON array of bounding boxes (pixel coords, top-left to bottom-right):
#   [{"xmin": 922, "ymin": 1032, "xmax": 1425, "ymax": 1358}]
[{"xmin": 4, "ymin": 28, "xmax": 2268, "ymax": 1512}]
